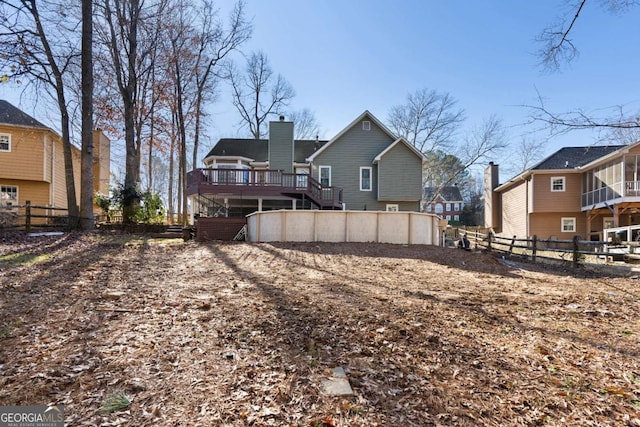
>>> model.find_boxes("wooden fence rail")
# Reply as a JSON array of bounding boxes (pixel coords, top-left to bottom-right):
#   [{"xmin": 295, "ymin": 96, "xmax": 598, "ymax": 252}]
[
  {"xmin": 0, "ymin": 201, "xmax": 70, "ymax": 233},
  {"xmin": 448, "ymin": 227, "xmax": 637, "ymax": 267}
]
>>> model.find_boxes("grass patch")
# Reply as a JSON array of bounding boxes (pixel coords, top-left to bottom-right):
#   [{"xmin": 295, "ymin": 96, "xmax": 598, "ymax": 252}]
[
  {"xmin": 101, "ymin": 390, "xmax": 131, "ymax": 413},
  {"xmin": 0, "ymin": 252, "xmax": 51, "ymax": 267}
]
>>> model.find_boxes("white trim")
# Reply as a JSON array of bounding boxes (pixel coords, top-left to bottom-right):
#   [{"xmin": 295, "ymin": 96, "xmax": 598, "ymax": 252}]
[
  {"xmin": 359, "ymin": 166, "xmax": 372, "ymax": 191},
  {"xmin": 386, "ymin": 204, "xmax": 399, "ymax": 212},
  {"xmin": 561, "ymin": 217, "xmax": 576, "ymax": 233},
  {"xmin": 550, "ymin": 176, "xmax": 566, "ymax": 192},
  {"xmin": 319, "ymin": 165, "xmax": 331, "ymax": 186},
  {"xmin": 0, "ymin": 133, "xmax": 11, "ymax": 152},
  {"xmin": 362, "ymin": 120, "xmax": 371, "ymax": 131},
  {"xmin": 373, "ymin": 137, "xmax": 426, "ymax": 163},
  {"xmin": 307, "ymin": 110, "xmax": 399, "ymax": 162}
]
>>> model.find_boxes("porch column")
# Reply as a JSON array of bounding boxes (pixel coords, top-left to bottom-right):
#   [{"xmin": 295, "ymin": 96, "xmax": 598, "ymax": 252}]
[
  {"xmin": 224, "ymin": 198, "xmax": 229, "ymax": 218},
  {"xmin": 614, "ymin": 204, "xmax": 620, "ymax": 227},
  {"xmin": 586, "ymin": 212, "xmax": 592, "ymax": 240},
  {"xmin": 292, "ymin": 199, "xmax": 297, "ymax": 210},
  {"xmin": 258, "ymin": 198, "xmax": 263, "ymax": 212}
]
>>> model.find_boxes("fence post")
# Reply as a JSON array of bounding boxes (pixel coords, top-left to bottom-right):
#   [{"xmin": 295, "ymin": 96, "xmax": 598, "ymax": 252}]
[
  {"xmin": 508, "ymin": 235, "xmax": 516, "ymax": 257},
  {"xmin": 25, "ymin": 200, "xmax": 31, "ymax": 234},
  {"xmin": 487, "ymin": 230, "xmax": 493, "ymax": 252},
  {"xmin": 475, "ymin": 230, "xmax": 478, "ymax": 249},
  {"xmin": 572, "ymin": 235, "xmax": 580, "ymax": 268},
  {"xmin": 532, "ymin": 235, "xmax": 537, "ymax": 263}
]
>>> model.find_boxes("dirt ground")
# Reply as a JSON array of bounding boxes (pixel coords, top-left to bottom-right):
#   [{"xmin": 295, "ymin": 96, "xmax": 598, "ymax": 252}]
[{"xmin": 0, "ymin": 232, "xmax": 639, "ymax": 426}]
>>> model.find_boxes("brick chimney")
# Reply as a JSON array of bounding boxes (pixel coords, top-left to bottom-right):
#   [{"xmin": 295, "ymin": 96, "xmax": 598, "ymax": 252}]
[{"xmin": 484, "ymin": 162, "xmax": 501, "ymax": 231}]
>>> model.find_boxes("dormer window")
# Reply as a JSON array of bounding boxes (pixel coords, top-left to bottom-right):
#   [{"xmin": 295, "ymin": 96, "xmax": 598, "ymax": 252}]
[
  {"xmin": 0, "ymin": 133, "xmax": 10, "ymax": 152},
  {"xmin": 362, "ymin": 121, "xmax": 371, "ymax": 131}
]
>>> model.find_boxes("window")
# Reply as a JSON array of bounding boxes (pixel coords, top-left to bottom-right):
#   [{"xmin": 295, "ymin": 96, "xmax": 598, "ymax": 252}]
[
  {"xmin": 434, "ymin": 203, "xmax": 443, "ymax": 214},
  {"xmin": 551, "ymin": 176, "xmax": 566, "ymax": 192},
  {"xmin": 0, "ymin": 134, "xmax": 10, "ymax": 152},
  {"xmin": 319, "ymin": 166, "xmax": 331, "ymax": 186},
  {"xmin": 453, "ymin": 203, "xmax": 459, "ymax": 211},
  {"xmin": 561, "ymin": 217, "xmax": 576, "ymax": 233},
  {"xmin": 0, "ymin": 185, "xmax": 18, "ymax": 207},
  {"xmin": 603, "ymin": 217, "xmax": 614, "ymax": 230},
  {"xmin": 362, "ymin": 121, "xmax": 371, "ymax": 131},
  {"xmin": 386, "ymin": 204, "xmax": 399, "ymax": 212},
  {"xmin": 445, "ymin": 203, "xmax": 451, "ymax": 211},
  {"xmin": 359, "ymin": 167, "xmax": 372, "ymax": 191},
  {"xmin": 454, "ymin": 215, "xmax": 459, "ymax": 221},
  {"xmin": 426, "ymin": 204, "xmax": 432, "ymax": 213},
  {"xmin": 446, "ymin": 215, "xmax": 451, "ymax": 220}
]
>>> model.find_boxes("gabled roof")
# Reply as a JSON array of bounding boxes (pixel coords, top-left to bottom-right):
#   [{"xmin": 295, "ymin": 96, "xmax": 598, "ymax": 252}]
[
  {"xmin": 424, "ymin": 186, "xmax": 463, "ymax": 202},
  {"xmin": 532, "ymin": 145, "xmax": 625, "ymax": 170},
  {"xmin": 306, "ymin": 110, "xmax": 399, "ymax": 162},
  {"xmin": 203, "ymin": 138, "xmax": 328, "ymax": 164},
  {"xmin": 495, "ymin": 144, "xmax": 629, "ymax": 192},
  {"xmin": 373, "ymin": 137, "xmax": 426, "ymax": 163},
  {"xmin": 0, "ymin": 100, "xmax": 49, "ymax": 128}
]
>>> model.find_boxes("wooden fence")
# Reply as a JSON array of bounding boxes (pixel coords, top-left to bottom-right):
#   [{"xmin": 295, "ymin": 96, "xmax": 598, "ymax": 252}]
[
  {"xmin": 448, "ymin": 227, "xmax": 637, "ymax": 267},
  {"xmin": 0, "ymin": 201, "xmax": 70, "ymax": 233}
]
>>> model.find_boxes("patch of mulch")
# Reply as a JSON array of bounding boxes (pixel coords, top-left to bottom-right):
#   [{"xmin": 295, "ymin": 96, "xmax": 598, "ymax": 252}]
[{"xmin": 1, "ymin": 233, "xmax": 639, "ymax": 426}]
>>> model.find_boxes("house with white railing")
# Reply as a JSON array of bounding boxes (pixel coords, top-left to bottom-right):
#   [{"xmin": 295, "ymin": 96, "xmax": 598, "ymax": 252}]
[{"xmin": 485, "ymin": 142, "xmax": 640, "ymax": 241}]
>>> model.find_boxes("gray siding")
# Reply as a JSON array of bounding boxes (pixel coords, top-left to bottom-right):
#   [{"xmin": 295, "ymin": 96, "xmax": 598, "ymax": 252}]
[
  {"xmin": 268, "ymin": 121, "xmax": 294, "ymax": 172},
  {"xmin": 378, "ymin": 142, "xmax": 422, "ymax": 201},
  {"xmin": 311, "ymin": 117, "xmax": 422, "ymax": 211}
]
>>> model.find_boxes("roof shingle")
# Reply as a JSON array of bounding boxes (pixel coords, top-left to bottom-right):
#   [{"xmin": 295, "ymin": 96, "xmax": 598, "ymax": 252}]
[{"xmin": 0, "ymin": 100, "xmax": 48, "ymax": 128}]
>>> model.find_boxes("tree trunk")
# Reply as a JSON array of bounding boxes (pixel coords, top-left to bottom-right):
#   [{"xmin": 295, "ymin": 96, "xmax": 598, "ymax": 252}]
[{"xmin": 80, "ymin": 0, "xmax": 94, "ymax": 230}]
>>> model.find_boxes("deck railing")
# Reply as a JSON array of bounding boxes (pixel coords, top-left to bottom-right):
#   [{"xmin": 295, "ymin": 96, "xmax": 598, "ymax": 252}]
[
  {"xmin": 187, "ymin": 168, "xmax": 343, "ymax": 208},
  {"xmin": 580, "ymin": 180, "xmax": 640, "ymax": 207}
]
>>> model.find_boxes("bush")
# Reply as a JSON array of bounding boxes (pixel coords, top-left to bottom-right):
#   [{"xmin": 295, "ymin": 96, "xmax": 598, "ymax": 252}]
[{"xmin": 106, "ymin": 184, "xmax": 165, "ymax": 224}]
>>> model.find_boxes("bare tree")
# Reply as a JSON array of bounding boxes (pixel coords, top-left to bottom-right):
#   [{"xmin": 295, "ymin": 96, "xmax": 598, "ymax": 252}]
[
  {"xmin": 533, "ymin": 0, "xmax": 640, "ymax": 133},
  {"xmin": 504, "ymin": 135, "xmax": 547, "ymax": 177},
  {"xmin": 228, "ymin": 51, "xmax": 295, "ymax": 139},
  {"xmin": 388, "ymin": 88, "xmax": 466, "ymax": 153},
  {"xmin": 424, "ymin": 116, "xmax": 507, "ymax": 204},
  {"xmin": 287, "ymin": 108, "xmax": 320, "ymax": 140},
  {"xmin": 0, "ymin": 0, "xmax": 80, "ymax": 226},
  {"xmin": 191, "ymin": 0, "xmax": 250, "ymax": 168},
  {"xmin": 80, "ymin": 0, "xmax": 94, "ymax": 230}
]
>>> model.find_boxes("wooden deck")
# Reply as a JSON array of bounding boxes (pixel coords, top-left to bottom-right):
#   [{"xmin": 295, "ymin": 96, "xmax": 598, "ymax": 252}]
[{"xmin": 187, "ymin": 168, "xmax": 343, "ymax": 209}]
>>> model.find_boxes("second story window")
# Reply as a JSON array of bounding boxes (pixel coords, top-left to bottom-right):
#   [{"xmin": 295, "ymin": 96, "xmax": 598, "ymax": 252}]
[
  {"xmin": 551, "ymin": 176, "xmax": 566, "ymax": 192},
  {"xmin": 0, "ymin": 134, "xmax": 10, "ymax": 152},
  {"xmin": 435, "ymin": 203, "xmax": 443, "ymax": 214},
  {"xmin": 359, "ymin": 167, "xmax": 372, "ymax": 191},
  {"xmin": 445, "ymin": 203, "xmax": 451, "ymax": 211}
]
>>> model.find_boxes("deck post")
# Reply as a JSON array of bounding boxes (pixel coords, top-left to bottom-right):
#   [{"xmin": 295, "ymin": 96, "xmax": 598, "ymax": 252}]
[
  {"xmin": 532, "ymin": 235, "xmax": 537, "ymax": 262},
  {"xmin": 572, "ymin": 235, "xmax": 580, "ymax": 268}
]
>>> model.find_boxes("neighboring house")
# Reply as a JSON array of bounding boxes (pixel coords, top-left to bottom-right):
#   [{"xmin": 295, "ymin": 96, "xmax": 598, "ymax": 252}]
[
  {"xmin": 423, "ymin": 186, "xmax": 464, "ymax": 221},
  {"xmin": 0, "ymin": 100, "xmax": 110, "ymax": 213},
  {"xmin": 187, "ymin": 110, "xmax": 425, "ymax": 220},
  {"xmin": 484, "ymin": 143, "xmax": 640, "ymax": 240}
]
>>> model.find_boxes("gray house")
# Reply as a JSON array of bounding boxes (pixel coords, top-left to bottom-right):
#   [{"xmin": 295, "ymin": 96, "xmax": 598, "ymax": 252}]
[{"xmin": 186, "ymin": 110, "xmax": 425, "ymax": 234}]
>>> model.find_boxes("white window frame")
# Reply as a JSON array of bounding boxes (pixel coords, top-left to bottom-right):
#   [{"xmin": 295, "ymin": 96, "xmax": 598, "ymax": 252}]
[
  {"xmin": 359, "ymin": 167, "xmax": 372, "ymax": 191},
  {"xmin": 551, "ymin": 176, "xmax": 566, "ymax": 192},
  {"xmin": 453, "ymin": 203, "xmax": 459, "ymax": 211},
  {"xmin": 561, "ymin": 217, "xmax": 576, "ymax": 233},
  {"xmin": 319, "ymin": 166, "xmax": 331, "ymax": 187},
  {"xmin": 386, "ymin": 204, "xmax": 399, "ymax": 212},
  {"xmin": 434, "ymin": 203, "xmax": 443, "ymax": 214},
  {"xmin": 445, "ymin": 203, "xmax": 451, "ymax": 211},
  {"xmin": 0, "ymin": 133, "xmax": 10, "ymax": 152},
  {"xmin": 362, "ymin": 121, "xmax": 371, "ymax": 131},
  {"xmin": 1, "ymin": 185, "xmax": 18, "ymax": 207},
  {"xmin": 454, "ymin": 215, "xmax": 459, "ymax": 221},
  {"xmin": 426, "ymin": 204, "xmax": 432, "ymax": 213}
]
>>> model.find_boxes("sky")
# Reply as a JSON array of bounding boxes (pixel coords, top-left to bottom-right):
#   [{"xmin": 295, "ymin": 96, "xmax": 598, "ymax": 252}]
[
  {"xmin": 207, "ymin": 0, "xmax": 640, "ymax": 163},
  {"xmin": 2, "ymin": 0, "xmax": 640, "ymax": 176}
]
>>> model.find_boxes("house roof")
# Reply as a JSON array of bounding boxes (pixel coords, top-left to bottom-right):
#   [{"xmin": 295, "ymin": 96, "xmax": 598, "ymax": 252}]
[
  {"xmin": 424, "ymin": 186, "xmax": 463, "ymax": 202},
  {"xmin": 495, "ymin": 144, "xmax": 628, "ymax": 192},
  {"xmin": 532, "ymin": 145, "xmax": 625, "ymax": 170},
  {"xmin": 373, "ymin": 138, "xmax": 427, "ymax": 163},
  {"xmin": 0, "ymin": 100, "xmax": 49, "ymax": 128},
  {"xmin": 203, "ymin": 138, "xmax": 328, "ymax": 164},
  {"xmin": 306, "ymin": 110, "xmax": 400, "ymax": 162}
]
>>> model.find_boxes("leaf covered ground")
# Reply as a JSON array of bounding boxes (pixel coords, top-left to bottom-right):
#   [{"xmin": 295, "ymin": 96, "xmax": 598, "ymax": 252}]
[{"xmin": 0, "ymin": 232, "xmax": 639, "ymax": 426}]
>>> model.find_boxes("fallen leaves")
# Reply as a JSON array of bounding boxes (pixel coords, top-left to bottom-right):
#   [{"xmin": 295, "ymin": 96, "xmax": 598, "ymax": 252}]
[{"xmin": 0, "ymin": 233, "xmax": 639, "ymax": 425}]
